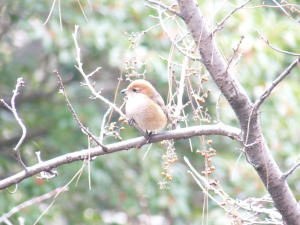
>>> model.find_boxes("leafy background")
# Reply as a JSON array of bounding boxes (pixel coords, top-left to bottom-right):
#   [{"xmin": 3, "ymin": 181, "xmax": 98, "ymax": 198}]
[{"xmin": 0, "ymin": 0, "xmax": 300, "ymax": 224}]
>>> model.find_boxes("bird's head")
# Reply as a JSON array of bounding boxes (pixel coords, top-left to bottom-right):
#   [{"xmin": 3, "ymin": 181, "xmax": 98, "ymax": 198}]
[{"xmin": 121, "ymin": 80, "xmax": 157, "ymax": 98}]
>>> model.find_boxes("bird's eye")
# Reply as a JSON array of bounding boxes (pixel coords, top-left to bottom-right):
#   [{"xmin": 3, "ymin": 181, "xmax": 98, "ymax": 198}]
[{"xmin": 133, "ymin": 88, "xmax": 137, "ymax": 92}]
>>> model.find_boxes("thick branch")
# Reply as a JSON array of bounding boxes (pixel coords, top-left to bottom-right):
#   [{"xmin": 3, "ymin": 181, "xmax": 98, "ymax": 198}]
[
  {"xmin": 0, "ymin": 124, "xmax": 240, "ymax": 190},
  {"xmin": 176, "ymin": 1, "xmax": 300, "ymax": 224}
]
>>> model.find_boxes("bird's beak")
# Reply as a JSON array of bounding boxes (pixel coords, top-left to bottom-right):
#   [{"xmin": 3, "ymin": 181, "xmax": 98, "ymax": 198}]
[{"xmin": 121, "ymin": 89, "xmax": 128, "ymax": 95}]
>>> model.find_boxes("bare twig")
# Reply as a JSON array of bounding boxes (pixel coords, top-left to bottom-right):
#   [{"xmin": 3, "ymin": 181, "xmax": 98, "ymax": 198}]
[
  {"xmin": 154, "ymin": 7, "xmax": 202, "ymax": 62},
  {"xmin": 185, "ymin": 157, "xmax": 282, "ymax": 224},
  {"xmin": 35, "ymin": 151, "xmax": 58, "ymax": 180},
  {"xmin": 255, "ymin": 29, "xmax": 300, "ymax": 56},
  {"xmin": 158, "ymin": 55, "xmax": 183, "ymax": 66},
  {"xmin": 53, "ymin": 69, "xmax": 107, "ymax": 151},
  {"xmin": 220, "ymin": 36, "xmax": 244, "ymax": 89},
  {"xmin": 174, "ymin": 57, "xmax": 188, "ymax": 117},
  {"xmin": 254, "ymin": 58, "xmax": 300, "ymax": 110},
  {"xmin": 145, "ymin": 0, "xmax": 182, "ymax": 17},
  {"xmin": 6, "ymin": 183, "xmax": 18, "ymax": 194},
  {"xmin": 43, "ymin": 0, "xmax": 56, "ymax": 26},
  {"xmin": 0, "ymin": 187, "xmax": 68, "ymax": 223},
  {"xmin": 77, "ymin": 0, "xmax": 89, "ymax": 22},
  {"xmin": 1, "ymin": 78, "xmax": 27, "ymax": 169},
  {"xmin": 270, "ymin": 0, "xmax": 300, "ymax": 24},
  {"xmin": 283, "ymin": 161, "xmax": 300, "ymax": 180},
  {"xmin": 72, "ymin": 26, "xmax": 125, "ymax": 117},
  {"xmin": 34, "ymin": 165, "xmax": 85, "ymax": 225},
  {"xmin": 99, "ymin": 107, "xmax": 112, "ymax": 144},
  {"xmin": 243, "ymin": 59, "xmax": 299, "ymax": 185},
  {"xmin": 243, "ymin": 105, "xmax": 259, "ymax": 169},
  {"xmin": 214, "ymin": 0, "xmax": 253, "ymax": 34},
  {"xmin": 226, "ymin": 35, "xmax": 245, "ymax": 74},
  {"xmin": 58, "ymin": 0, "xmax": 62, "ymax": 31},
  {"xmin": 72, "ymin": 25, "xmax": 148, "ymax": 139},
  {"xmin": 0, "ymin": 99, "xmax": 12, "ymax": 111},
  {"xmin": 215, "ymin": 92, "xmax": 222, "ymax": 123}
]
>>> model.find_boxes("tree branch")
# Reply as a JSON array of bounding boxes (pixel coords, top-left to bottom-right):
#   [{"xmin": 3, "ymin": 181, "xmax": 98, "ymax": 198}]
[
  {"xmin": 0, "ymin": 187, "xmax": 68, "ymax": 223},
  {"xmin": 0, "ymin": 124, "xmax": 240, "ymax": 190},
  {"xmin": 283, "ymin": 161, "xmax": 300, "ymax": 180},
  {"xmin": 145, "ymin": 0, "xmax": 182, "ymax": 18},
  {"xmin": 54, "ymin": 69, "xmax": 107, "ymax": 150},
  {"xmin": 255, "ymin": 29, "xmax": 300, "ymax": 56},
  {"xmin": 1, "ymin": 78, "xmax": 27, "ymax": 169},
  {"xmin": 176, "ymin": 1, "xmax": 300, "ymax": 224},
  {"xmin": 214, "ymin": 0, "xmax": 253, "ymax": 34},
  {"xmin": 254, "ymin": 58, "xmax": 300, "ymax": 110}
]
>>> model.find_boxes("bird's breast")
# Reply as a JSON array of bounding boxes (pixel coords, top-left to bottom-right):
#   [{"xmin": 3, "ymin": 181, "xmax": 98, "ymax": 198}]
[{"xmin": 125, "ymin": 94, "xmax": 167, "ymax": 131}]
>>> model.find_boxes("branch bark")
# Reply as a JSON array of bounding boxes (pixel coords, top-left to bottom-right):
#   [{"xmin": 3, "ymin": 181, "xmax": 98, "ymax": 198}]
[
  {"xmin": 176, "ymin": 0, "xmax": 300, "ymax": 224},
  {"xmin": 0, "ymin": 124, "xmax": 240, "ymax": 190}
]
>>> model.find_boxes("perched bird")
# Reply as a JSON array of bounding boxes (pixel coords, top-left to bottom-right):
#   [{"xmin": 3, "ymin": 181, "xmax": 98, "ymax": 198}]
[{"xmin": 121, "ymin": 79, "xmax": 167, "ymax": 132}]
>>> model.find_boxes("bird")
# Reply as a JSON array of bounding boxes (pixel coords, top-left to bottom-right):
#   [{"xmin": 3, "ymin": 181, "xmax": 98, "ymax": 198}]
[{"xmin": 121, "ymin": 79, "xmax": 167, "ymax": 133}]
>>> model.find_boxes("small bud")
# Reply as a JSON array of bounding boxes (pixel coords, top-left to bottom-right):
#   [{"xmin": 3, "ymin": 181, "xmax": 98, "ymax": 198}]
[{"xmin": 207, "ymin": 140, "xmax": 212, "ymax": 144}]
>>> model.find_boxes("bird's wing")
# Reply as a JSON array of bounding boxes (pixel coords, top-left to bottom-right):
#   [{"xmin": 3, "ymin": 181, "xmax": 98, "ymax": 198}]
[
  {"xmin": 151, "ymin": 92, "xmax": 165, "ymax": 109},
  {"xmin": 151, "ymin": 93, "xmax": 172, "ymax": 122}
]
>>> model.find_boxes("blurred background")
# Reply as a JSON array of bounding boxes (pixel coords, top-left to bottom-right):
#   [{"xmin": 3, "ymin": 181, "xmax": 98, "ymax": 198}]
[{"xmin": 0, "ymin": 0, "xmax": 300, "ymax": 224}]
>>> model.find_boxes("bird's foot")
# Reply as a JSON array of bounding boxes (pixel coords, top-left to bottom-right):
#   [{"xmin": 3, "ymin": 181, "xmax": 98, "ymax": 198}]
[
  {"xmin": 128, "ymin": 118, "xmax": 134, "ymax": 126},
  {"xmin": 146, "ymin": 130, "xmax": 153, "ymax": 143}
]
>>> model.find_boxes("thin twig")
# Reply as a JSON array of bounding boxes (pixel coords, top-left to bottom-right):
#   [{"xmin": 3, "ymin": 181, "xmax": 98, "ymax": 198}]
[
  {"xmin": 33, "ymin": 165, "xmax": 85, "ymax": 225},
  {"xmin": 185, "ymin": 157, "xmax": 282, "ymax": 224},
  {"xmin": 35, "ymin": 151, "xmax": 58, "ymax": 180},
  {"xmin": 72, "ymin": 25, "xmax": 125, "ymax": 118},
  {"xmin": 106, "ymin": 43, "xmax": 131, "ymax": 126},
  {"xmin": 58, "ymin": 0, "xmax": 62, "ymax": 31},
  {"xmin": 99, "ymin": 107, "xmax": 112, "ymax": 144},
  {"xmin": 77, "ymin": 0, "xmax": 89, "ymax": 22},
  {"xmin": 0, "ymin": 187, "xmax": 68, "ymax": 223},
  {"xmin": 53, "ymin": 69, "xmax": 107, "ymax": 151},
  {"xmin": 1, "ymin": 78, "xmax": 27, "ymax": 169},
  {"xmin": 6, "ymin": 183, "xmax": 18, "ymax": 194},
  {"xmin": 215, "ymin": 92, "xmax": 222, "ymax": 123},
  {"xmin": 174, "ymin": 57, "xmax": 188, "ymax": 117},
  {"xmin": 145, "ymin": 0, "xmax": 182, "ymax": 17},
  {"xmin": 283, "ymin": 161, "xmax": 300, "ymax": 180},
  {"xmin": 226, "ymin": 35, "xmax": 245, "ymax": 74},
  {"xmin": 43, "ymin": 0, "xmax": 56, "ymax": 26},
  {"xmin": 242, "ymin": 59, "xmax": 300, "ymax": 186},
  {"xmin": 254, "ymin": 58, "xmax": 300, "ymax": 110},
  {"xmin": 155, "ymin": 7, "xmax": 202, "ymax": 62},
  {"xmin": 0, "ymin": 99, "xmax": 12, "ymax": 112},
  {"xmin": 243, "ymin": 106, "xmax": 259, "ymax": 169},
  {"xmin": 72, "ymin": 25, "xmax": 148, "ymax": 139},
  {"xmin": 158, "ymin": 55, "xmax": 183, "ymax": 66},
  {"xmin": 214, "ymin": 0, "xmax": 253, "ymax": 34},
  {"xmin": 255, "ymin": 29, "xmax": 300, "ymax": 56}
]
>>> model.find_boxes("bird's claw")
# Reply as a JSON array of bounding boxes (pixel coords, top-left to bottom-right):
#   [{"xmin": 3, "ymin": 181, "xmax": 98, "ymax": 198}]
[
  {"xmin": 128, "ymin": 118, "xmax": 134, "ymax": 126},
  {"xmin": 146, "ymin": 130, "xmax": 152, "ymax": 144}
]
